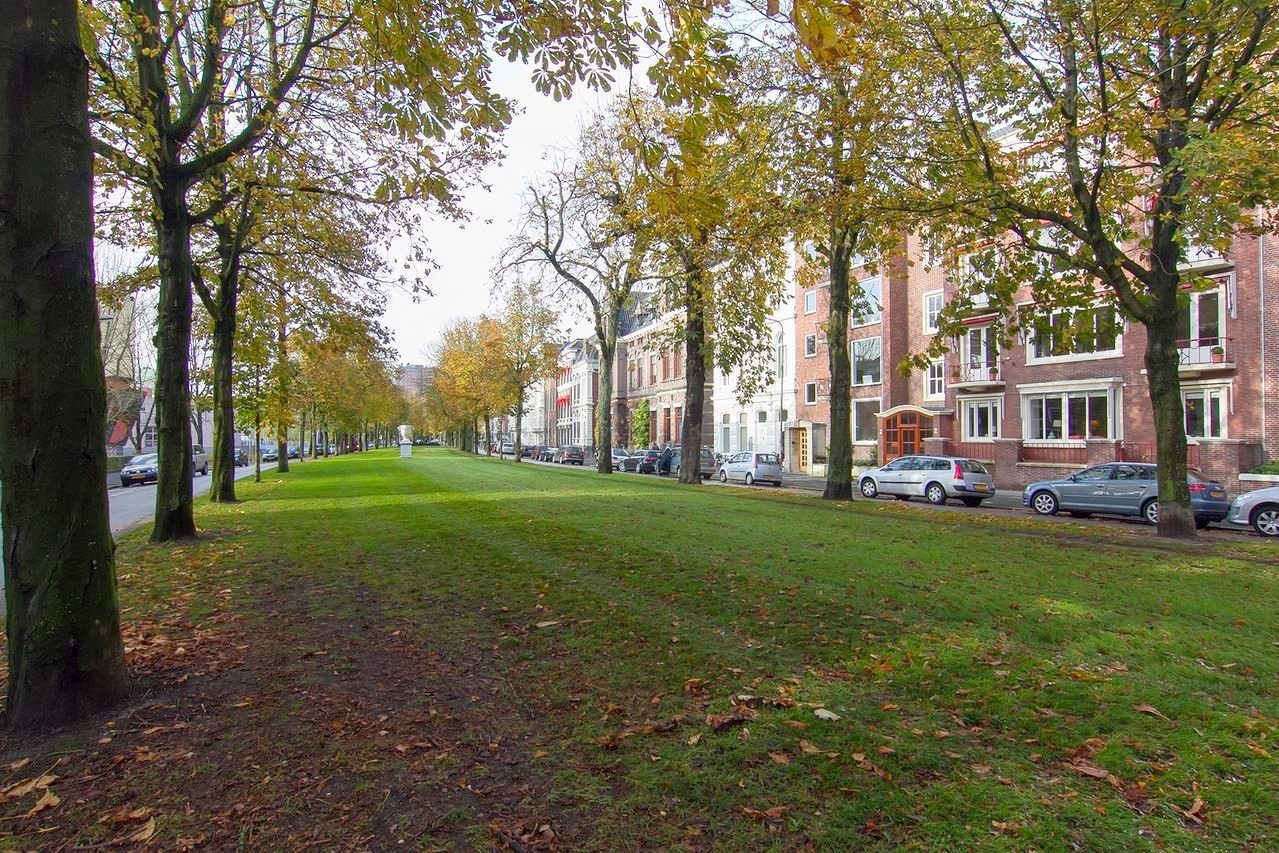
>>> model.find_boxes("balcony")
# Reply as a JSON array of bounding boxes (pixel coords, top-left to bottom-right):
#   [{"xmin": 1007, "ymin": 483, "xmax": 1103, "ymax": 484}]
[
  {"xmin": 1177, "ymin": 337, "xmax": 1234, "ymax": 377},
  {"xmin": 1180, "ymin": 244, "xmax": 1230, "ymax": 271},
  {"xmin": 949, "ymin": 360, "xmax": 1005, "ymax": 392}
]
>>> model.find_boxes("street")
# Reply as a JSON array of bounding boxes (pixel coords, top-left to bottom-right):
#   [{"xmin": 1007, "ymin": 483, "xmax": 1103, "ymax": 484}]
[{"xmin": 109, "ymin": 461, "xmax": 277, "ymax": 535}]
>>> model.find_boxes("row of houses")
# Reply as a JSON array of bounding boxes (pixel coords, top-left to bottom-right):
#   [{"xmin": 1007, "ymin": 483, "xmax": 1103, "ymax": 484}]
[{"xmin": 494, "ymin": 231, "xmax": 1278, "ymax": 492}]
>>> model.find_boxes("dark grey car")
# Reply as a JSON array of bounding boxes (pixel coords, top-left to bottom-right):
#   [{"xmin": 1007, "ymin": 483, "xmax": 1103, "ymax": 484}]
[{"xmin": 1022, "ymin": 463, "xmax": 1230, "ymax": 528}]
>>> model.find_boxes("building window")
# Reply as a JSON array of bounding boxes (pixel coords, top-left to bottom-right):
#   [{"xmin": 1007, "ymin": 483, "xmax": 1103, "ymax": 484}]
[
  {"xmin": 923, "ymin": 291, "xmax": 943, "ymax": 334},
  {"xmin": 960, "ymin": 325, "xmax": 999, "ymax": 381},
  {"xmin": 1183, "ymin": 386, "xmax": 1226, "ymax": 438},
  {"xmin": 804, "ymin": 290, "xmax": 817, "ymax": 314},
  {"xmin": 925, "ymin": 360, "xmax": 945, "ymax": 399},
  {"xmin": 804, "ymin": 382, "xmax": 818, "ymax": 405},
  {"xmin": 853, "ymin": 276, "xmax": 882, "ymax": 326},
  {"xmin": 852, "ymin": 399, "xmax": 879, "ymax": 443},
  {"xmin": 775, "ymin": 334, "xmax": 786, "ymax": 381},
  {"xmin": 804, "ymin": 334, "xmax": 817, "ymax": 357},
  {"xmin": 961, "ymin": 247, "xmax": 998, "ymax": 306},
  {"xmin": 1024, "ymin": 390, "xmax": 1114, "ymax": 440},
  {"xmin": 757, "ymin": 410, "xmax": 768, "ymax": 423},
  {"xmin": 852, "ymin": 337, "xmax": 882, "ymax": 386},
  {"xmin": 961, "ymin": 398, "xmax": 1001, "ymax": 441},
  {"xmin": 721, "ymin": 426, "xmax": 731, "ymax": 451},
  {"xmin": 1029, "ymin": 306, "xmax": 1121, "ymax": 362},
  {"xmin": 142, "ymin": 424, "xmax": 157, "ymax": 449}
]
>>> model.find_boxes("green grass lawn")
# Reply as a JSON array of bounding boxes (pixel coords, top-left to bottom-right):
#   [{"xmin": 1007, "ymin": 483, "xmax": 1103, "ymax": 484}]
[{"xmin": 4, "ymin": 448, "xmax": 1277, "ymax": 851}]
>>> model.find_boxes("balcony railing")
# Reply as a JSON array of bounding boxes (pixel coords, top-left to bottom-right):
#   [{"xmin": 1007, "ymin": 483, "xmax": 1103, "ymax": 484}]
[
  {"xmin": 1118, "ymin": 441, "xmax": 1201, "ymax": 468},
  {"xmin": 1177, "ymin": 337, "xmax": 1230, "ymax": 366},
  {"xmin": 955, "ymin": 360, "xmax": 1001, "ymax": 383}
]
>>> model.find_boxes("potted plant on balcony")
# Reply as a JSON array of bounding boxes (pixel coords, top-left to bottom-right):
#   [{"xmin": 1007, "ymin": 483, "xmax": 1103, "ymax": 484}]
[
  {"xmin": 1210, "ymin": 345, "xmax": 1225, "ymax": 363},
  {"xmin": 988, "ymin": 365, "xmax": 999, "ymax": 380}
]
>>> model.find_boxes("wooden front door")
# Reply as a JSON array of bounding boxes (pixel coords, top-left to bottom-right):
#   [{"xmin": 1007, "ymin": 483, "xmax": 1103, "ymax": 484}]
[{"xmin": 881, "ymin": 412, "xmax": 933, "ymax": 462}]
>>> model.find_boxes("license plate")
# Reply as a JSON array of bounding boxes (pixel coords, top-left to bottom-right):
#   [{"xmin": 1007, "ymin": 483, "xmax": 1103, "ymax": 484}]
[
  {"xmin": 1210, "ymin": 489, "xmax": 1224, "ymax": 498},
  {"xmin": 975, "ymin": 483, "xmax": 988, "ymax": 492}
]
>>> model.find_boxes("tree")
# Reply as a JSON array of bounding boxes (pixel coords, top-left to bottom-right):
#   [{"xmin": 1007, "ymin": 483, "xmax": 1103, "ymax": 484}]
[
  {"xmin": 507, "ymin": 102, "xmax": 659, "ymax": 472},
  {"xmin": 899, "ymin": 0, "xmax": 1279, "ymax": 537},
  {"xmin": 490, "ymin": 280, "xmax": 562, "ymax": 461},
  {"xmin": 757, "ymin": 6, "xmax": 905, "ymax": 501},
  {"xmin": 0, "ymin": 0, "xmax": 129, "ymax": 727},
  {"xmin": 632, "ymin": 398, "xmax": 651, "ymax": 448}
]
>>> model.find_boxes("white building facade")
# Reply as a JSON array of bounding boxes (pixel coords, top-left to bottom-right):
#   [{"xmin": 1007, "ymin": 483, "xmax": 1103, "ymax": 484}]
[
  {"xmin": 711, "ymin": 289, "xmax": 797, "ymax": 461},
  {"xmin": 555, "ymin": 339, "xmax": 600, "ymax": 449}
]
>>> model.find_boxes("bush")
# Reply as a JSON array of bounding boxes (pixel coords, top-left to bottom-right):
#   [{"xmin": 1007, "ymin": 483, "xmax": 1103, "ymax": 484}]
[{"xmin": 1247, "ymin": 460, "xmax": 1279, "ymax": 475}]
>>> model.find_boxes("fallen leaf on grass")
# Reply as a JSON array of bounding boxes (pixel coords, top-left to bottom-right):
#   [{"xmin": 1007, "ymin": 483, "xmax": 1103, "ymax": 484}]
[
  {"xmin": 99, "ymin": 806, "xmax": 152, "ymax": 824},
  {"xmin": 687, "ymin": 734, "xmax": 701, "ymax": 746},
  {"xmin": 4, "ymin": 759, "xmax": 29, "ymax": 772},
  {"xmin": 1, "ymin": 774, "xmax": 56, "ymax": 802},
  {"xmin": 1176, "ymin": 797, "xmax": 1206, "ymax": 825},
  {"xmin": 707, "ymin": 708, "xmax": 755, "ymax": 731},
  {"xmin": 741, "ymin": 805, "xmax": 787, "ymax": 831},
  {"xmin": 534, "ymin": 621, "xmax": 561, "ymax": 629},
  {"xmin": 683, "ymin": 678, "xmax": 709, "ymax": 694},
  {"xmin": 1132, "ymin": 703, "xmax": 1171, "ymax": 722},
  {"xmin": 876, "ymin": 746, "xmax": 895, "ymax": 755},
  {"xmin": 784, "ymin": 720, "xmax": 809, "ymax": 730},
  {"xmin": 798, "ymin": 739, "xmax": 821, "ymax": 755},
  {"xmin": 991, "ymin": 820, "xmax": 1019, "ymax": 835},
  {"xmin": 128, "ymin": 817, "xmax": 157, "ymax": 842},
  {"xmin": 22, "ymin": 789, "xmax": 59, "ymax": 818},
  {"xmin": 769, "ymin": 752, "xmax": 791, "ymax": 765},
  {"xmin": 813, "ymin": 709, "xmax": 840, "ymax": 721}
]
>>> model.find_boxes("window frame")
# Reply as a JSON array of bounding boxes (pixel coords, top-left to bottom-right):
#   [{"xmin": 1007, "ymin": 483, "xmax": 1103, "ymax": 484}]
[
  {"xmin": 804, "ymin": 382, "xmax": 818, "ymax": 405},
  {"xmin": 1021, "ymin": 387, "xmax": 1118, "ymax": 441},
  {"xmin": 924, "ymin": 359, "xmax": 945, "ymax": 400},
  {"xmin": 851, "ymin": 336, "xmax": 882, "ymax": 386},
  {"xmin": 1026, "ymin": 304, "xmax": 1123, "ymax": 365},
  {"xmin": 804, "ymin": 334, "xmax": 817, "ymax": 358},
  {"xmin": 922, "ymin": 290, "xmax": 943, "ymax": 335},
  {"xmin": 851, "ymin": 275, "xmax": 883, "ymax": 327},
  {"xmin": 803, "ymin": 290, "xmax": 817, "ymax": 314},
  {"xmin": 1181, "ymin": 384, "xmax": 1228, "ymax": 439},
  {"xmin": 960, "ymin": 397, "xmax": 1001, "ymax": 441},
  {"xmin": 852, "ymin": 398, "xmax": 880, "ymax": 444}
]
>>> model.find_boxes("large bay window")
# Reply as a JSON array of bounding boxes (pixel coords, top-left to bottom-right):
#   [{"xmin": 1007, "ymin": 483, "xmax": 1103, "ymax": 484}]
[
  {"xmin": 852, "ymin": 337, "xmax": 882, "ymax": 385},
  {"xmin": 1028, "ymin": 305, "xmax": 1121, "ymax": 362},
  {"xmin": 1024, "ymin": 388, "xmax": 1115, "ymax": 440},
  {"xmin": 1183, "ymin": 386, "xmax": 1227, "ymax": 439}
]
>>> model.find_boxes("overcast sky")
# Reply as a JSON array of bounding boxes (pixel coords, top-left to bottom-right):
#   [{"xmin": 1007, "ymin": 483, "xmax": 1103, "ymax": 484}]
[{"xmin": 382, "ymin": 60, "xmax": 625, "ymax": 366}]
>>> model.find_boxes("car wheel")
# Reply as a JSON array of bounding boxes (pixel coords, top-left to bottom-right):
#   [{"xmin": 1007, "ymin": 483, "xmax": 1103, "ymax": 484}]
[
  {"xmin": 1030, "ymin": 490, "xmax": 1059, "ymax": 516},
  {"xmin": 1195, "ymin": 518, "xmax": 1211, "ymax": 530},
  {"xmin": 925, "ymin": 482, "xmax": 947, "ymax": 505},
  {"xmin": 745, "ymin": 473, "xmax": 755, "ymax": 486},
  {"xmin": 1251, "ymin": 504, "xmax": 1279, "ymax": 537},
  {"xmin": 1141, "ymin": 498, "xmax": 1159, "ymax": 526},
  {"xmin": 859, "ymin": 478, "xmax": 878, "ymax": 498},
  {"xmin": 200, "ymin": 463, "xmax": 208, "ymax": 476},
  {"xmin": 719, "ymin": 470, "xmax": 728, "ymax": 483},
  {"xmin": 119, "ymin": 480, "xmax": 129, "ymax": 488},
  {"xmin": 961, "ymin": 497, "xmax": 982, "ymax": 507}
]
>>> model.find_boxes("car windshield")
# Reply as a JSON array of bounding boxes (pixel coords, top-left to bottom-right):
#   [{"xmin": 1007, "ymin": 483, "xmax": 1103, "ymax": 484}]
[
  {"xmin": 128, "ymin": 454, "xmax": 157, "ymax": 466},
  {"xmin": 957, "ymin": 459, "xmax": 988, "ymax": 474},
  {"xmin": 755, "ymin": 453, "xmax": 779, "ymax": 465}
]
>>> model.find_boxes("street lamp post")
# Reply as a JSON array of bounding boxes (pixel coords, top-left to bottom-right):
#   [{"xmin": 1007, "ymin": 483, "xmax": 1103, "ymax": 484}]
[{"xmin": 763, "ymin": 316, "xmax": 786, "ymax": 462}]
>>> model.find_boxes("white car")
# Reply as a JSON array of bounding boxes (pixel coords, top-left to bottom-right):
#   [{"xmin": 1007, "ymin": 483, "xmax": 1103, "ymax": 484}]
[
  {"xmin": 858, "ymin": 455, "xmax": 995, "ymax": 507},
  {"xmin": 717, "ymin": 452, "xmax": 783, "ymax": 486},
  {"xmin": 1224, "ymin": 486, "xmax": 1279, "ymax": 537}
]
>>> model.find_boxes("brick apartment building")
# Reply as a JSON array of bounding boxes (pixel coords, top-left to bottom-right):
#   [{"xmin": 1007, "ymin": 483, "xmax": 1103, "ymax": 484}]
[
  {"xmin": 553, "ymin": 338, "xmax": 600, "ymax": 449},
  {"xmin": 793, "ymin": 231, "xmax": 1279, "ymax": 492},
  {"xmin": 615, "ymin": 310, "xmax": 715, "ymax": 449}
]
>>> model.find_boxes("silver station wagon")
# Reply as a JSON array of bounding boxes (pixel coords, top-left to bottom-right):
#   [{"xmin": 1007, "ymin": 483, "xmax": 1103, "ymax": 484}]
[
  {"xmin": 858, "ymin": 456, "xmax": 996, "ymax": 506},
  {"xmin": 717, "ymin": 451, "xmax": 783, "ymax": 486}
]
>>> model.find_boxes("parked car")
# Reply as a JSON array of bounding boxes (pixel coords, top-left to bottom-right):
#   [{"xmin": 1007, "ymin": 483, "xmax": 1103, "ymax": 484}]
[
  {"xmin": 554, "ymin": 446, "xmax": 585, "ymax": 465},
  {"xmin": 500, "ymin": 441, "xmax": 516, "ymax": 455},
  {"xmin": 262, "ymin": 449, "xmax": 279, "ymax": 462},
  {"xmin": 672, "ymin": 447, "xmax": 717, "ymax": 480},
  {"xmin": 520, "ymin": 444, "xmax": 537, "ymax": 458},
  {"xmin": 119, "ymin": 453, "xmax": 159, "ymax": 487},
  {"xmin": 192, "ymin": 445, "xmax": 208, "ymax": 475},
  {"xmin": 424, "ymin": 438, "xmax": 441, "ymax": 446},
  {"xmin": 287, "ymin": 446, "xmax": 301, "ymax": 459},
  {"xmin": 619, "ymin": 451, "xmax": 643, "ymax": 472},
  {"xmin": 610, "ymin": 447, "xmax": 631, "ymax": 468},
  {"xmin": 717, "ymin": 451, "xmax": 784, "ymax": 486},
  {"xmin": 634, "ymin": 449, "xmax": 660, "ymax": 473},
  {"xmin": 234, "ymin": 449, "xmax": 249, "ymax": 467},
  {"xmin": 536, "ymin": 446, "xmax": 557, "ymax": 462},
  {"xmin": 1022, "ymin": 463, "xmax": 1229, "ymax": 527},
  {"xmin": 1224, "ymin": 486, "xmax": 1279, "ymax": 537},
  {"xmin": 859, "ymin": 456, "xmax": 994, "ymax": 506}
]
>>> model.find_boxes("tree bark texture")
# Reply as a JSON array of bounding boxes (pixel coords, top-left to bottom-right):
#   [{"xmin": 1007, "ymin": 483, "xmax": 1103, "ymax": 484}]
[
  {"xmin": 596, "ymin": 337, "xmax": 615, "ymax": 473},
  {"xmin": 0, "ymin": 0, "xmax": 130, "ymax": 727},
  {"xmin": 208, "ymin": 292, "xmax": 237, "ymax": 502},
  {"xmin": 1144, "ymin": 292, "xmax": 1196, "ymax": 538},
  {"xmin": 150, "ymin": 181, "xmax": 198, "ymax": 541},
  {"xmin": 679, "ymin": 261, "xmax": 707, "ymax": 485},
  {"xmin": 823, "ymin": 231, "xmax": 854, "ymax": 501}
]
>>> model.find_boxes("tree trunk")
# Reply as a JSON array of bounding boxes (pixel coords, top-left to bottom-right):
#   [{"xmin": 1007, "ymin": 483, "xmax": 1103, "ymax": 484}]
[
  {"xmin": 484, "ymin": 415, "xmax": 493, "ymax": 455},
  {"xmin": 150, "ymin": 180, "xmax": 198, "ymax": 541},
  {"xmin": 824, "ymin": 231, "xmax": 854, "ymax": 501},
  {"xmin": 208, "ymin": 285, "xmax": 237, "ymax": 502},
  {"xmin": 0, "ymin": 0, "xmax": 129, "ymax": 726},
  {"xmin": 275, "ymin": 303, "xmax": 289, "ymax": 473},
  {"xmin": 1145, "ymin": 306, "xmax": 1196, "ymax": 538},
  {"xmin": 679, "ymin": 261, "xmax": 708, "ymax": 485},
  {"xmin": 597, "ymin": 337, "xmax": 616, "ymax": 473},
  {"xmin": 253, "ymin": 370, "xmax": 262, "ymax": 483}
]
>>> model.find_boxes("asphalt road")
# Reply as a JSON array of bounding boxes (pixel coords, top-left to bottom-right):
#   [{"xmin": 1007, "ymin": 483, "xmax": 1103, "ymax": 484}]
[{"xmin": 109, "ymin": 461, "xmax": 276, "ymax": 535}]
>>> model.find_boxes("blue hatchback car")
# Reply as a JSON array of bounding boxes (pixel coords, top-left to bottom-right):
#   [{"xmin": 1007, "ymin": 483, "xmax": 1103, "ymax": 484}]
[{"xmin": 1022, "ymin": 462, "xmax": 1229, "ymax": 528}]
